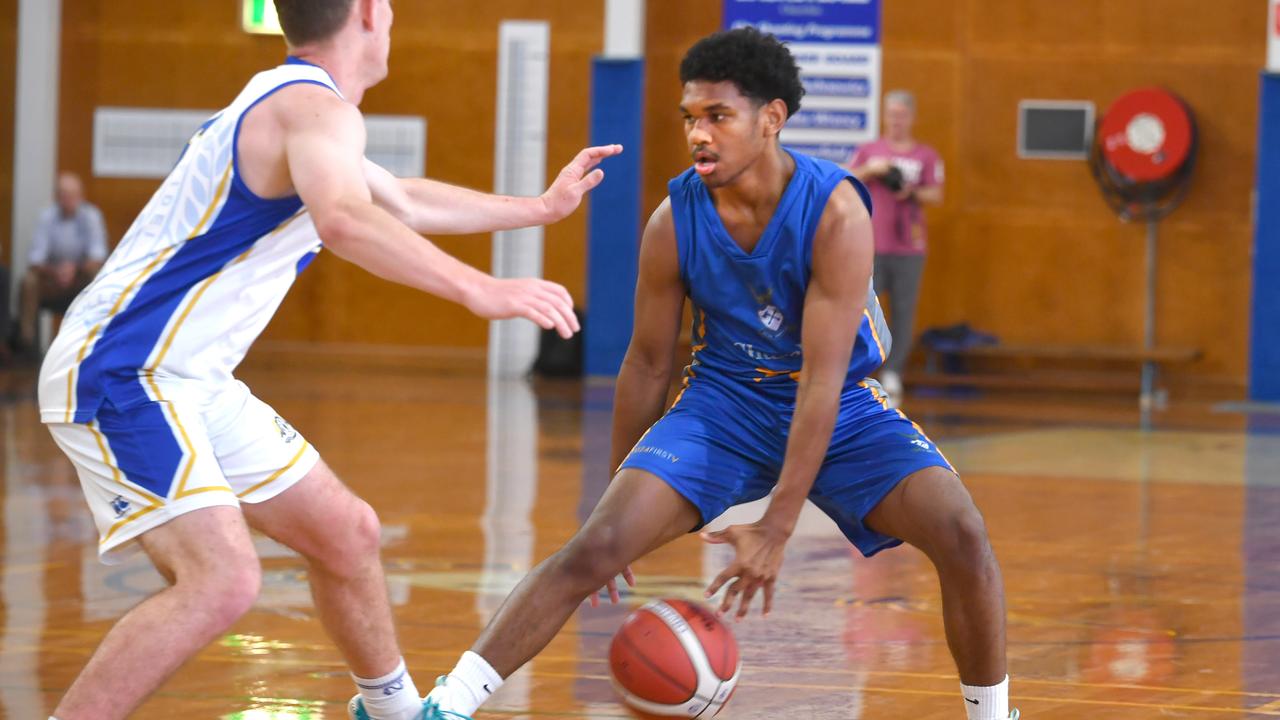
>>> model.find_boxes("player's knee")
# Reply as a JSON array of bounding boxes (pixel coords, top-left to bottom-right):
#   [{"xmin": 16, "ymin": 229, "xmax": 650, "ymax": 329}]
[
  {"xmin": 312, "ymin": 499, "xmax": 382, "ymax": 578},
  {"xmin": 219, "ymin": 563, "xmax": 263, "ymax": 624},
  {"xmin": 351, "ymin": 499, "xmax": 383, "ymax": 556},
  {"xmin": 939, "ymin": 506, "xmax": 993, "ymax": 571},
  {"xmin": 185, "ymin": 555, "xmax": 262, "ymax": 628},
  {"xmin": 343, "ymin": 499, "xmax": 383, "ymax": 564},
  {"xmin": 558, "ymin": 524, "xmax": 627, "ymax": 587}
]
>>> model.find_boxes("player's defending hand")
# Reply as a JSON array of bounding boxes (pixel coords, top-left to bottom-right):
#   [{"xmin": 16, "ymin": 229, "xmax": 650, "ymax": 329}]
[
  {"xmin": 701, "ymin": 522, "xmax": 789, "ymax": 620},
  {"xmin": 463, "ymin": 275, "xmax": 580, "ymax": 338},
  {"xmin": 539, "ymin": 145, "xmax": 624, "ymax": 222}
]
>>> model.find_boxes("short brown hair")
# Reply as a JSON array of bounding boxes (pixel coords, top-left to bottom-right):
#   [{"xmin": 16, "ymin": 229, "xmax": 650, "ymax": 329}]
[{"xmin": 274, "ymin": 0, "xmax": 355, "ymax": 46}]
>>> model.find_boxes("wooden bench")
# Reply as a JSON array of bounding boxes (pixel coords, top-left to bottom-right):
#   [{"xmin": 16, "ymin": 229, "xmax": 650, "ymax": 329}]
[
  {"xmin": 933, "ymin": 344, "xmax": 1200, "ymax": 365},
  {"xmin": 911, "ymin": 369, "xmax": 1141, "ymax": 392},
  {"xmin": 914, "ymin": 343, "xmax": 1201, "ymax": 412}
]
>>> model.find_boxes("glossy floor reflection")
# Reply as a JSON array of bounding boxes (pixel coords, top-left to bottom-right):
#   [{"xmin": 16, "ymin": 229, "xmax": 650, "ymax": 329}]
[{"xmin": 0, "ymin": 357, "xmax": 1277, "ymax": 719}]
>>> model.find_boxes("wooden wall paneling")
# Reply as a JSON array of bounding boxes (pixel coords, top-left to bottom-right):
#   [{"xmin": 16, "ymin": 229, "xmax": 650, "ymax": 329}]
[
  {"xmin": 899, "ymin": 0, "xmax": 1262, "ymax": 383},
  {"xmin": 642, "ymin": 0, "xmax": 720, "ymax": 219}
]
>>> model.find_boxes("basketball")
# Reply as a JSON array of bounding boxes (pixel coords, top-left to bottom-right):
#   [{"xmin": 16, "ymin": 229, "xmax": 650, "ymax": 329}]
[{"xmin": 608, "ymin": 599, "xmax": 741, "ymax": 718}]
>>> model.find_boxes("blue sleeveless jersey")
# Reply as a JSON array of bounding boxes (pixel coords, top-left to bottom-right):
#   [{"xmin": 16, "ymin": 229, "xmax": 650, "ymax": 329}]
[{"xmin": 668, "ymin": 150, "xmax": 891, "ymax": 403}]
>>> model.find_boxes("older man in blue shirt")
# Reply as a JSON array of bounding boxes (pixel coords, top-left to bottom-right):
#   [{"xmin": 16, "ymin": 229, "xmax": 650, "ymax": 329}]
[{"xmin": 18, "ymin": 172, "xmax": 107, "ymax": 351}]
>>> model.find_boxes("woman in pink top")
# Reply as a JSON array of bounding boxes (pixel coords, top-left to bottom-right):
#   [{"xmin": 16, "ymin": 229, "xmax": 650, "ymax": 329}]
[{"xmin": 850, "ymin": 90, "xmax": 944, "ymax": 406}]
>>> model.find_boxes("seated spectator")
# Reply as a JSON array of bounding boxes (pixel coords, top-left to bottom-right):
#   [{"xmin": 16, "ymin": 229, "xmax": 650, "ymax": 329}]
[{"xmin": 19, "ymin": 172, "xmax": 107, "ymax": 351}]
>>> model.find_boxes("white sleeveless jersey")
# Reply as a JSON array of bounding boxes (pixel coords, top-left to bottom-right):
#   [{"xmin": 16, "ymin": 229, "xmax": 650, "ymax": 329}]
[{"xmin": 39, "ymin": 58, "xmax": 341, "ymax": 424}]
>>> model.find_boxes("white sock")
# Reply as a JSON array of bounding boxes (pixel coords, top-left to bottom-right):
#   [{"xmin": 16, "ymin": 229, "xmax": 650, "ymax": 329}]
[
  {"xmin": 353, "ymin": 658, "xmax": 422, "ymax": 720},
  {"xmin": 961, "ymin": 675, "xmax": 1009, "ymax": 720},
  {"xmin": 425, "ymin": 651, "xmax": 503, "ymax": 716}
]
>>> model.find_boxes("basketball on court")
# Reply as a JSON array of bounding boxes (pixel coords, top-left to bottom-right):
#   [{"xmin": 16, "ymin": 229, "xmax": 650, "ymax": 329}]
[{"xmin": 609, "ymin": 599, "xmax": 741, "ymax": 718}]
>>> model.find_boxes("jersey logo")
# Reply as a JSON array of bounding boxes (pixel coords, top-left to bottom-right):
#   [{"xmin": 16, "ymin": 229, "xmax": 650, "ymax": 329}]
[
  {"xmin": 758, "ymin": 304, "xmax": 784, "ymax": 332},
  {"xmin": 274, "ymin": 416, "xmax": 298, "ymax": 443},
  {"xmin": 899, "ymin": 432, "xmax": 932, "ymax": 452},
  {"xmin": 632, "ymin": 445, "xmax": 680, "ymax": 463},
  {"xmin": 110, "ymin": 495, "xmax": 131, "ymax": 519}
]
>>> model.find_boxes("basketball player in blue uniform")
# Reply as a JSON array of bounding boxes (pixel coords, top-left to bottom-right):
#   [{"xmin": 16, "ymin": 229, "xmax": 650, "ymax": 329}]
[
  {"xmin": 424, "ymin": 28, "xmax": 1018, "ymax": 720},
  {"xmin": 38, "ymin": 2, "xmax": 620, "ymax": 719}
]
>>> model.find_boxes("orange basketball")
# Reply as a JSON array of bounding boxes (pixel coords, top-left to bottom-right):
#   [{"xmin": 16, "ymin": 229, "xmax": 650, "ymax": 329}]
[{"xmin": 609, "ymin": 599, "xmax": 741, "ymax": 717}]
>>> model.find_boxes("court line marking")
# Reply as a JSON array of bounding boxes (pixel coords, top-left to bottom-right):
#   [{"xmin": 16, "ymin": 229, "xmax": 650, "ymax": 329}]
[
  {"xmin": 527, "ymin": 671, "xmax": 1280, "ymax": 716},
  {"xmin": 13, "ymin": 652, "xmax": 1278, "ymax": 717},
  {"xmin": 9, "ymin": 638, "xmax": 1280, "ymax": 707}
]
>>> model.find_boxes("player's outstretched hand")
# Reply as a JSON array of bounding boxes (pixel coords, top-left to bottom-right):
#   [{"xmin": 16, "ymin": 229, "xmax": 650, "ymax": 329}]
[
  {"xmin": 588, "ymin": 565, "xmax": 636, "ymax": 608},
  {"xmin": 540, "ymin": 144, "xmax": 624, "ymax": 222},
  {"xmin": 464, "ymin": 275, "xmax": 580, "ymax": 338},
  {"xmin": 701, "ymin": 522, "xmax": 789, "ymax": 620}
]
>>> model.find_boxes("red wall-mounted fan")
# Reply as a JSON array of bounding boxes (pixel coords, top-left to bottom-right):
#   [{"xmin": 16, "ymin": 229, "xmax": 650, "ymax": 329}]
[{"xmin": 1089, "ymin": 87, "xmax": 1198, "ymax": 221}]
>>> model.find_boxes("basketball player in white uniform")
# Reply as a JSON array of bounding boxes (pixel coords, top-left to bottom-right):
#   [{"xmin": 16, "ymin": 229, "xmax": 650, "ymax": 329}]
[{"xmin": 38, "ymin": 2, "xmax": 618, "ymax": 719}]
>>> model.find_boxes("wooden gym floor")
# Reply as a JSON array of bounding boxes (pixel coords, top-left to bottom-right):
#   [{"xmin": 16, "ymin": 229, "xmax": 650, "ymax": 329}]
[{"xmin": 0, "ymin": 352, "xmax": 1276, "ymax": 719}]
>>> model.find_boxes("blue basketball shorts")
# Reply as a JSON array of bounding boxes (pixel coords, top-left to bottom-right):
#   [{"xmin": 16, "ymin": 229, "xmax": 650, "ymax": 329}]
[{"xmin": 619, "ymin": 379, "xmax": 954, "ymax": 557}]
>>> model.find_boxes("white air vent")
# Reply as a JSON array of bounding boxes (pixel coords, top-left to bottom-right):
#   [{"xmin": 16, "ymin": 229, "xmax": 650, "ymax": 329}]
[
  {"xmin": 93, "ymin": 106, "xmax": 426, "ymax": 179},
  {"xmin": 93, "ymin": 107, "xmax": 212, "ymax": 179},
  {"xmin": 365, "ymin": 115, "xmax": 427, "ymax": 178}
]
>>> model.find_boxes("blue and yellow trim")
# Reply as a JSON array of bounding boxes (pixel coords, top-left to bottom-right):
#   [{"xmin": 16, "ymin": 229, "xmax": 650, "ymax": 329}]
[
  {"xmin": 859, "ymin": 380, "xmax": 956, "ymax": 474},
  {"xmin": 88, "ymin": 422, "xmax": 166, "ymax": 545}
]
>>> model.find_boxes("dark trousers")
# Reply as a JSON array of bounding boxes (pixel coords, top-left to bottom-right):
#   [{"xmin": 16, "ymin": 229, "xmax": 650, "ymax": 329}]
[
  {"xmin": 0, "ymin": 267, "xmax": 11, "ymax": 348},
  {"xmin": 873, "ymin": 253, "xmax": 925, "ymax": 375}
]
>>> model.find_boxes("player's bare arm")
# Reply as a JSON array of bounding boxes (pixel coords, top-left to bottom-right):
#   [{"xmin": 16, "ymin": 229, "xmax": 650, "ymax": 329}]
[
  {"xmin": 609, "ymin": 199, "xmax": 685, "ymax": 474},
  {"xmin": 277, "ymin": 84, "xmax": 579, "ymax": 338},
  {"xmin": 702, "ymin": 179, "xmax": 874, "ymax": 618},
  {"xmin": 363, "ymin": 145, "xmax": 623, "ymax": 235}
]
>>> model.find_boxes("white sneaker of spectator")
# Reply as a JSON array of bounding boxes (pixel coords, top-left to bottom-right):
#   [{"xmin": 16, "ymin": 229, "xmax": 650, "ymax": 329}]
[{"xmin": 880, "ymin": 370, "xmax": 903, "ymax": 408}]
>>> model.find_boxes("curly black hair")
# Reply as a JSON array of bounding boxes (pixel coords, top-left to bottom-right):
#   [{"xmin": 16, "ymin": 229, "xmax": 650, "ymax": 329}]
[{"xmin": 679, "ymin": 27, "xmax": 805, "ymax": 118}]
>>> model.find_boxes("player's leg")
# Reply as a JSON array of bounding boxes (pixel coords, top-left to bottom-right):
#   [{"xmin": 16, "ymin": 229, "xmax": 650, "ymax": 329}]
[
  {"xmin": 427, "ymin": 468, "xmax": 701, "ymax": 716},
  {"xmin": 46, "ymin": 399, "xmax": 263, "ymax": 720},
  {"xmin": 240, "ymin": 462, "xmax": 425, "ymax": 719},
  {"xmin": 53, "ymin": 505, "xmax": 261, "ymax": 720},
  {"xmin": 477, "ymin": 469, "xmax": 699, "ymax": 671},
  {"xmin": 428, "ymin": 384, "xmax": 759, "ymax": 718},
  {"xmin": 214, "ymin": 385, "xmax": 422, "ymax": 720},
  {"xmin": 863, "ymin": 467, "xmax": 1005, "ymax": 684},
  {"xmin": 812, "ymin": 388, "xmax": 1010, "ymax": 719},
  {"xmin": 242, "ymin": 461, "xmax": 392, "ymax": 674}
]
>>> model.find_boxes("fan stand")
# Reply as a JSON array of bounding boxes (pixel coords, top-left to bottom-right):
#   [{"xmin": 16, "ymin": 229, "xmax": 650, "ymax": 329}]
[
  {"xmin": 1090, "ymin": 88, "xmax": 1198, "ymax": 429},
  {"xmin": 1140, "ymin": 218, "xmax": 1161, "ymax": 428}
]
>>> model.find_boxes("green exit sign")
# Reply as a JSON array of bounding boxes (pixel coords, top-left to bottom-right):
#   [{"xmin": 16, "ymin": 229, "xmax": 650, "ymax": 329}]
[{"xmin": 242, "ymin": 0, "xmax": 283, "ymax": 35}]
